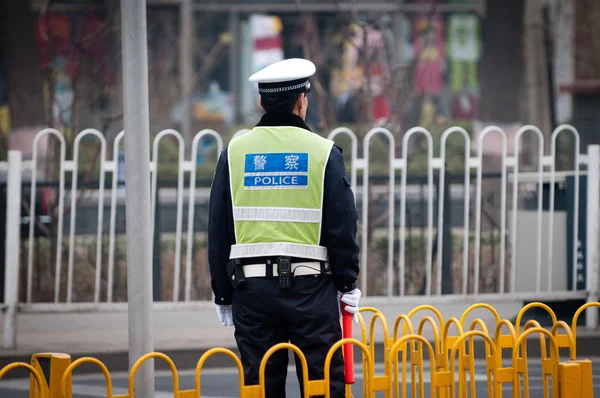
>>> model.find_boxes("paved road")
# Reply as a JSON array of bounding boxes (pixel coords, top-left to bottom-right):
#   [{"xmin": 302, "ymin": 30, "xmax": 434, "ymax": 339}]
[
  {"xmin": 2, "ymin": 358, "xmax": 599, "ymax": 397},
  {"xmin": 0, "ymin": 301, "xmax": 528, "ymax": 358}
]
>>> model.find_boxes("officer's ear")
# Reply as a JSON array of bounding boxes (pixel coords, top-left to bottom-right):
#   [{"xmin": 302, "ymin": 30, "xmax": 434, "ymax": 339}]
[{"xmin": 296, "ymin": 93, "xmax": 306, "ymax": 110}]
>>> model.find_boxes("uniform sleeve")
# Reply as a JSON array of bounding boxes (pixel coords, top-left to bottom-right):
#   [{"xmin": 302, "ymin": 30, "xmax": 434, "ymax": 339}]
[
  {"xmin": 321, "ymin": 145, "xmax": 360, "ymax": 293},
  {"xmin": 208, "ymin": 148, "xmax": 235, "ymax": 305}
]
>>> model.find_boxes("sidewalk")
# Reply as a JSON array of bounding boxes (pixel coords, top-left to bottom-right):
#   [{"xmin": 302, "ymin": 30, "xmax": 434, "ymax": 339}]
[{"xmin": 0, "ymin": 299, "xmax": 598, "ymax": 375}]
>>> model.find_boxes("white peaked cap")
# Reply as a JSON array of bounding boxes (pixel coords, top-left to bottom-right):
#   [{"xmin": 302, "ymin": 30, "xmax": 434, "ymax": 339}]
[{"xmin": 249, "ymin": 58, "xmax": 316, "ymax": 96}]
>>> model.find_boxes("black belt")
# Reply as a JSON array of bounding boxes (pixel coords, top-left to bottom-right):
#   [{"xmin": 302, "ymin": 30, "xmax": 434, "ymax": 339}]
[
  {"xmin": 239, "ymin": 256, "xmax": 326, "ymax": 266},
  {"xmin": 238, "ymin": 257, "xmax": 330, "ymax": 279}
]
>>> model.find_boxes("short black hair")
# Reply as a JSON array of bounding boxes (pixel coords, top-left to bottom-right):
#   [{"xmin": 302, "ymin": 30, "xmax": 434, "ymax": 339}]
[{"xmin": 260, "ymin": 92, "xmax": 301, "ymax": 114}]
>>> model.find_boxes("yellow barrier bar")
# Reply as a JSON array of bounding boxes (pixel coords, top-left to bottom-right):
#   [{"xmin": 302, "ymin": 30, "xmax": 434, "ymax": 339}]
[
  {"xmin": 129, "ymin": 352, "xmax": 179, "ymax": 398},
  {"xmin": 368, "ymin": 311, "xmax": 390, "ymax": 368},
  {"xmin": 493, "ymin": 319, "xmax": 518, "ymax": 366},
  {"xmin": 415, "ymin": 317, "xmax": 440, "ymax": 398},
  {"xmin": 388, "ymin": 335, "xmax": 436, "ymax": 398},
  {"xmin": 519, "ymin": 321, "xmax": 545, "ymax": 398},
  {"xmin": 448, "ymin": 330, "xmax": 498, "ymax": 398},
  {"xmin": 442, "ymin": 318, "xmax": 465, "ymax": 398},
  {"xmin": 195, "ymin": 348, "xmax": 255, "ymax": 398},
  {"xmin": 358, "ymin": 306, "xmax": 382, "ymax": 343},
  {"xmin": 442, "ymin": 317, "xmax": 464, "ymax": 358},
  {"xmin": 551, "ymin": 321, "xmax": 576, "ymax": 360},
  {"xmin": 0, "ymin": 362, "xmax": 46, "ymax": 398},
  {"xmin": 514, "ymin": 302, "xmax": 558, "ymax": 336},
  {"xmin": 30, "ymin": 353, "xmax": 71, "ymax": 398},
  {"xmin": 571, "ymin": 301, "xmax": 600, "ymax": 356},
  {"xmin": 512, "ymin": 327, "xmax": 559, "ymax": 398},
  {"xmin": 570, "ymin": 359, "xmax": 594, "ymax": 398},
  {"xmin": 259, "ymin": 343, "xmax": 309, "ymax": 398},
  {"xmin": 459, "ymin": 303, "xmax": 501, "ymax": 328},
  {"xmin": 404, "ymin": 305, "xmax": 444, "ymax": 398},
  {"xmin": 417, "ymin": 316, "xmax": 440, "ymax": 366},
  {"xmin": 391, "ymin": 314, "xmax": 415, "ymax": 398},
  {"xmin": 406, "ymin": 305, "xmax": 444, "ymax": 334},
  {"xmin": 358, "ymin": 307, "xmax": 382, "ymax": 398},
  {"xmin": 392, "ymin": 314, "xmax": 416, "ymax": 340},
  {"xmin": 61, "ymin": 357, "xmax": 113, "ymax": 398},
  {"xmin": 467, "ymin": 319, "xmax": 490, "ymax": 398},
  {"xmin": 558, "ymin": 362, "xmax": 581, "ymax": 398},
  {"xmin": 367, "ymin": 310, "xmax": 397, "ymax": 398},
  {"xmin": 324, "ymin": 338, "xmax": 374, "ymax": 398}
]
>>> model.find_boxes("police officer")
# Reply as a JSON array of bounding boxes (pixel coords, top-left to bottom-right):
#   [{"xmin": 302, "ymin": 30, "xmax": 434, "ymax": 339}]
[{"xmin": 208, "ymin": 58, "xmax": 361, "ymax": 398}]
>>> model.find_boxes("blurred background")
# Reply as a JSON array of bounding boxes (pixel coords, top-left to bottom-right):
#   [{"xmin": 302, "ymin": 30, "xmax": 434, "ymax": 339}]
[
  {"xmin": 3, "ymin": 0, "xmax": 598, "ymax": 156},
  {"xmin": 0, "ymin": 0, "xmax": 599, "ymax": 303}
]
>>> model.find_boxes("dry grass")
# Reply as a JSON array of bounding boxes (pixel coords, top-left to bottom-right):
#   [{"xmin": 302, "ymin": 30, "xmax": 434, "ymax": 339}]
[
  {"xmin": 20, "ymin": 230, "xmax": 508, "ymax": 303},
  {"xmin": 19, "ymin": 233, "xmax": 210, "ymax": 303}
]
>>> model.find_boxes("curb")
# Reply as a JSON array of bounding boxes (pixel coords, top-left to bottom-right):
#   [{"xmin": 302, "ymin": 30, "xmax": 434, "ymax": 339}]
[{"xmin": 2, "ymin": 334, "xmax": 600, "ymax": 379}]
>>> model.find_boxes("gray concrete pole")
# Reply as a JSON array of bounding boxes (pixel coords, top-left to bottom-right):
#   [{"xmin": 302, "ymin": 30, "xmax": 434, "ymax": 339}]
[
  {"xmin": 120, "ymin": 1, "xmax": 155, "ymax": 397},
  {"xmin": 180, "ymin": 0, "xmax": 193, "ymax": 148}
]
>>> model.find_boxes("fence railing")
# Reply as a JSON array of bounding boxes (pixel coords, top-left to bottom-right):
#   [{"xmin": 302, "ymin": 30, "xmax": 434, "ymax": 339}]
[{"xmin": 1, "ymin": 124, "xmax": 599, "ymax": 346}]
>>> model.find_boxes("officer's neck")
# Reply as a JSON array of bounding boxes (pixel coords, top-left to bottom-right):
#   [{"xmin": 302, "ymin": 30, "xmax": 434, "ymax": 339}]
[
  {"xmin": 257, "ymin": 112, "xmax": 312, "ymax": 132},
  {"xmin": 291, "ymin": 108, "xmax": 304, "ymax": 120}
]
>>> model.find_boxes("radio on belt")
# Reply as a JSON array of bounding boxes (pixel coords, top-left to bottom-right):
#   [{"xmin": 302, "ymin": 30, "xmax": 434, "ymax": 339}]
[{"xmin": 277, "ymin": 257, "xmax": 293, "ymax": 289}]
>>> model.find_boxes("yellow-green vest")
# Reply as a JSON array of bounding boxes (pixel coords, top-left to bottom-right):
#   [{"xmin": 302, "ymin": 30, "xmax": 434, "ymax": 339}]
[{"xmin": 227, "ymin": 125, "xmax": 334, "ymax": 261}]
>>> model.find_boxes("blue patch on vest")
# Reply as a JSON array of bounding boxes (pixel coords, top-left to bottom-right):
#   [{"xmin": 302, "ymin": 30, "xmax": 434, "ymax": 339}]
[{"xmin": 244, "ymin": 153, "xmax": 309, "ymax": 189}]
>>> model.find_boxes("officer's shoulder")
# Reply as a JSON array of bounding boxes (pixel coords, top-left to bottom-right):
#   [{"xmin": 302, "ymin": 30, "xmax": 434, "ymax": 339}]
[
  {"xmin": 220, "ymin": 146, "xmax": 229, "ymax": 158},
  {"xmin": 306, "ymin": 132, "xmax": 342, "ymax": 152},
  {"xmin": 328, "ymin": 143, "xmax": 344, "ymax": 160}
]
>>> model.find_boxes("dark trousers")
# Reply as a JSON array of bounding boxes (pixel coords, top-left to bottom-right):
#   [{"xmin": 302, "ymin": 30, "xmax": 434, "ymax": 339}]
[{"xmin": 231, "ymin": 274, "xmax": 346, "ymax": 398}]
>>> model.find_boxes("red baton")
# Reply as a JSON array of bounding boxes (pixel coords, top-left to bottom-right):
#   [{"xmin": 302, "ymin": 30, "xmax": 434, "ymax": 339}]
[{"xmin": 341, "ymin": 307, "xmax": 355, "ymax": 384}]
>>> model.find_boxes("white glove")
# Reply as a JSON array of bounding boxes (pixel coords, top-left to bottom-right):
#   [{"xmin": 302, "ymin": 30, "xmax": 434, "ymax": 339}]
[
  {"xmin": 215, "ymin": 304, "xmax": 233, "ymax": 326},
  {"xmin": 338, "ymin": 288, "xmax": 362, "ymax": 325}
]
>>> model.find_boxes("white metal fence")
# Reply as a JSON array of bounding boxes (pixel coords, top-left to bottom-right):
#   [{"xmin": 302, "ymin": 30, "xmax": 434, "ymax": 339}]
[{"xmin": 2, "ymin": 124, "xmax": 599, "ymax": 348}]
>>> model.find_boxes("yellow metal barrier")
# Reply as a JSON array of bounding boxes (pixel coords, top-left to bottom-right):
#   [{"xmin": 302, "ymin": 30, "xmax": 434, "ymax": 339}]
[
  {"xmin": 388, "ymin": 334, "xmax": 437, "ymax": 398},
  {"xmin": 129, "ymin": 352, "xmax": 179, "ymax": 398},
  {"xmin": 514, "ymin": 302, "xmax": 558, "ymax": 336},
  {"xmin": 572, "ymin": 301, "xmax": 600, "ymax": 355},
  {"xmin": 324, "ymin": 339, "xmax": 373, "ymax": 398},
  {"xmin": 195, "ymin": 348, "xmax": 255, "ymax": 398},
  {"xmin": 61, "ymin": 357, "xmax": 113, "ymax": 398},
  {"xmin": 459, "ymin": 303, "xmax": 502, "ymax": 328},
  {"xmin": 30, "ymin": 353, "xmax": 72, "ymax": 398},
  {"xmin": 0, "ymin": 362, "xmax": 46, "ymax": 398},
  {"xmin": 448, "ymin": 330, "xmax": 498, "ymax": 398},
  {"xmin": 391, "ymin": 314, "xmax": 415, "ymax": 398},
  {"xmin": 1, "ymin": 301, "xmax": 598, "ymax": 398}
]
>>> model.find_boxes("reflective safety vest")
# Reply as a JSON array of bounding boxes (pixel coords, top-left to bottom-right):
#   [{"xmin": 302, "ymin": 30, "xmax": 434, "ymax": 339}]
[{"xmin": 227, "ymin": 125, "xmax": 334, "ymax": 261}]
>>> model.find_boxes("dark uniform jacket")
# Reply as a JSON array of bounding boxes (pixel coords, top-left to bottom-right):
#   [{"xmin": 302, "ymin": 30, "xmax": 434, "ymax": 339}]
[{"xmin": 208, "ymin": 112, "xmax": 360, "ymax": 305}]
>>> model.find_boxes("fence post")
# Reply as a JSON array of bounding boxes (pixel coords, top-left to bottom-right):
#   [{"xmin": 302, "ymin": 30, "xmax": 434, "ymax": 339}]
[
  {"xmin": 30, "ymin": 353, "xmax": 72, "ymax": 398},
  {"xmin": 3, "ymin": 150, "xmax": 22, "ymax": 350},
  {"xmin": 153, "ymin": 183, "xmax": 162, "ymax": 302},
  {"xmin": 585, "ymin": 145, "xmax": 600, "ymax": 330},
  {"xmin": 442, "ymin": 171, "xmax": 453, "ymax": 294}
]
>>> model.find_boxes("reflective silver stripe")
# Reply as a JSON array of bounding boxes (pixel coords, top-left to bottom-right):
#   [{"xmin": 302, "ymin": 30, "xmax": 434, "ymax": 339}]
[
  {"xmin": 229, "ymin": 243, "xmax": 329, "ymax": 261},
  {"xmin": 232, "ymin": 206, "xmax": 322, "ymax": 223},
  {"xmin": 244, "ymin": 171, "xmax": 308, "ymax": 177}
]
